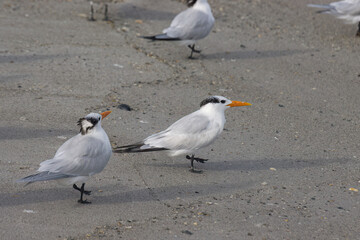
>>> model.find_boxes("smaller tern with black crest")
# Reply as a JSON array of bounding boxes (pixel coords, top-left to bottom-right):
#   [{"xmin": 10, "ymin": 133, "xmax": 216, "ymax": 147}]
[
  {"xmin": 308, "ymin": 0, "xmax": 360, "ymax": 36},
  {"xmin": 113, "ymin": 96, "xmax": 251, "ymax": 173},
  {"xmin": 17, "ymin": 111, "xmax": 112, "ymax": 204},
  {"xmin": 142, "ymin": 0, "xmax": 215, "ymax": 59}
]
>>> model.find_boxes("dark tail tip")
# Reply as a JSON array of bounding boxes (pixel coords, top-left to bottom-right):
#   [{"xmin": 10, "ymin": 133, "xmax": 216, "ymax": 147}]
[
  {"xmin": 113, "ymin": 143, "xmax": 168, "ymax": 154},
  {"xmin": 316, "ymin": 9, "xmax": 329, "ymax": 14},
  {"xmin": 140, "ymin": 35, "xmax": 156, "ymax": 40},
  {"xmin": 113, "ymin": 148, "xmax": 132, "ymax": 153},
  {"xmin": 113, "ymin": 143, "xmax": 143, "ymax": 153}
]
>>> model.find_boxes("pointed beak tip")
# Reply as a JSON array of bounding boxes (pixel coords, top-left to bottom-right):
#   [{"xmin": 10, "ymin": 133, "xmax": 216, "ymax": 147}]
[
  {"xmin": 227, "ymin": 101, "xmax": 252, "ymax": 107},
  {"xmin": 100, "ymin": 110, "xmax": 112, "ymax": 119}
]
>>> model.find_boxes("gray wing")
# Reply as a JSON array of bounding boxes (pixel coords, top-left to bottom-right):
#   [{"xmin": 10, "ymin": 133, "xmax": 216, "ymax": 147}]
[
  {"xmin": 167, "ymin": 111, "xmax": 211, "ymax": 134},
  {"xmin": 143, "ymin": 111, "xmax": 220, "ymax": 150},
  {"xmin": 336, "ymin": 1, "xmax": 360, "ymax": 16},
  {"xmin": 309, "ymin": 1, "xmax": 360, "ymax": 16},
  {"xmin": 16, "ymin": 171, "xmax": 71, "ymax": 185},
  {"xmin": 163, "ymin": 8, "xmax": 214, "ymax": 40},
  {"xmin": 38, "ymin": 133, "xmax": 111, "ymax": 176}
]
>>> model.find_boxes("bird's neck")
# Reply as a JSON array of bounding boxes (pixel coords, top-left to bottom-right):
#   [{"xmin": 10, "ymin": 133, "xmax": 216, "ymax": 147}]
[
  {"xmin": 85, "ymin": 124, "xmax": 103, "ymax": 136},
  {"xmin": 200, "ymin": 106, "xmax": 226, "ymax": 125},
  {"xmin": 194, "ymin": 0, "xmax": 212, "ymax": 14}
]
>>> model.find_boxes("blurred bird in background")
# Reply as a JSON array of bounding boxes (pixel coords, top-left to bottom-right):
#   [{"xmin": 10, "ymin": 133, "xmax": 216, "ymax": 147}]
[
  {"xmin": 142, "ymin": 0, "xmax": 215, "ymax": 58},
  {"xmin": 308, "ymin": 0, "xmax": 360, "ymax": 36}
]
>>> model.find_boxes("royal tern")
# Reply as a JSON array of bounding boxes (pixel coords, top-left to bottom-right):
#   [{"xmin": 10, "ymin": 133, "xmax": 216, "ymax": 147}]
[
  {"xmin": 17, "ymin": 111, "xmax": 112, "ymax": 204},
  {"xmin": 308, "ymin": 0, "xmax": 360, "ymax": 36},
  {"xmin": 142, "ymin": 0, "xmax": 215, "ymax": 58},
  {"xmin": 114, "ymin": 96, "xmax": 251, "ymax": 173}
]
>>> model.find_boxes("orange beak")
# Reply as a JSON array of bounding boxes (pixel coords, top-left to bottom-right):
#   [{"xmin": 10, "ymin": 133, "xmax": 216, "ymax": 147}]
[
  {"xmin": 227, "ymin": 101, "xmax": 252, "ymax": 107},
  {"xmin": 100, "ymin": 111, "xmax": 111, "ymax": 119}
]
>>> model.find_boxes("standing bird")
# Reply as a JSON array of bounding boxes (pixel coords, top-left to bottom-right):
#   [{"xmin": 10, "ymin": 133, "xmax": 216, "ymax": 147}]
[
  {"xmin": 114, "ymin": 96, "xmax": 251, "ymax": 173},
  {"xmin": 308, "ymin": 0, "xmax": 360, "ymax": 36},
  {"xmin": 142, "ymin": 0, "xmax": 215, "ymax": 59},
  {"xmin": 17, "ymin": 111, "xmax": 112, "ymax": 204}
]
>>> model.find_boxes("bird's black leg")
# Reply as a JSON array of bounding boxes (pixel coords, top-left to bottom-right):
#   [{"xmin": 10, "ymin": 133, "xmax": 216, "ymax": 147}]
[
  {"xmin": 73, "ymin": 184, "xmax": 91, "ymax": 195},
  {"xmin": 188, "ymin": 45, "xmax": 195, "ymax": 59},
  {"xmin": 88, "ymin": 2, "xmax": 96, "ymax": 21},
  {"xmin": 187, "ymin": 44, "xmax": 201, "ymax": 59},
  {"xmin": 75, "ymin": 183, "xmax": 91, "ymax": 204},
  {"xmin": 103, "ymin": 4, "xmax": 109, "ymax": 21},
  {"xmin": 186, "ymin": 155, "xmax": 204, "ymax": 173},
  {"xmin": 357, "ymin": 22, "xmax": 360, "ymax": 37}
]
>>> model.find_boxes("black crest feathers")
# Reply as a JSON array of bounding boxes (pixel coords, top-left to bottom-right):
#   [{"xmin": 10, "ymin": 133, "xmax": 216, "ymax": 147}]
[
  {"xmin": 187, "ymin": 0, "xmax": 197, "ymax": 7},
  {"xmin": 200, "ymin": 96, "xmax": 220, "ymax": 107}
]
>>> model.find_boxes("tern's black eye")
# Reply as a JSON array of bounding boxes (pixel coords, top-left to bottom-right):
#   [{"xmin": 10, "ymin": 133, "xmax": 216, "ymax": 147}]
[
  {"xmin": 221, "ymin": 100, "xmax": 226, "ymax": 104},
  {"xmin": 98, "ymin": 117, "xmax": 101, "ymax": 121}
]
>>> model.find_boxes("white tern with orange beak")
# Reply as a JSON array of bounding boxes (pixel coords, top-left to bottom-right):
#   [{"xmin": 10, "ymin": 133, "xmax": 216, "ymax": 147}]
[{"xmin": 114, "ymin": 96, "xmax": 251, "ymax": 173}]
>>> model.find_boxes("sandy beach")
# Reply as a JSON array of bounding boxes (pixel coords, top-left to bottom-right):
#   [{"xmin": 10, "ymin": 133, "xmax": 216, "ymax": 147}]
[{"xmin": 0, "ymin": 0, "xmax": 359, "ymax": 239}]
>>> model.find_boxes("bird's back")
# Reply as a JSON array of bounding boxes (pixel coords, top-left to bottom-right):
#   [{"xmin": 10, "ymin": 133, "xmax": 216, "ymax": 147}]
[
  {"xmin": 309, "ymin": 0, "xmax": 360, "ymax": 23},
  {"xmin": 143, "ymin": 109, "xmax": 224, "ymax": 156},
  {"xmin": 163, "ymin": 4, "xmax": 214, "ymax": 41},
  {"xmin": 39, "ymin": 130, "xmax": 111, "ymax": 176}
]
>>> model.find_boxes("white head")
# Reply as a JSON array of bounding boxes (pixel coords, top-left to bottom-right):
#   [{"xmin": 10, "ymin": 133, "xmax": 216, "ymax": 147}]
[
  {"xmin": 77, "ymin": 111, "xmax": 111, "ymax": 135},
  {"xmin": 199, "ymin": 96, "xmax": 251, "ymax": 112}
]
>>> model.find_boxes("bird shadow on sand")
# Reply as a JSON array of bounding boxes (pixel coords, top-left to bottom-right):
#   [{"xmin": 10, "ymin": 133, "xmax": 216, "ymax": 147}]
[
  {"xmin": 0, "ymin": 74, "xmax": 29, "ymax": 83},
  {"xmin": 114, "ymin": 3, "xmax": 176, "ymax": 21},
  {"xmin": 94, "ymin": 181, "xmax": 252, "ymax": 205},
  {"xmin": 2, "ymin": 158, "xmax": 351, "ymax": 207},
  {"xmin": 0, "ymin": 181, "xmax": 252, "ymax": 207},
  {"xmin": 201, "ymin": 49, "xmax": 312, "ymax": 60},
  {"xmin": 0, "ymin": 126, "xmax": 73, "ymax": 141},
  {"xmin": 0, "ymin": 54, "xmax": 68, "ymax": 64},
  {"xmin": 143, "ymin": 157, "xmax": 351, "ymax": 172}
]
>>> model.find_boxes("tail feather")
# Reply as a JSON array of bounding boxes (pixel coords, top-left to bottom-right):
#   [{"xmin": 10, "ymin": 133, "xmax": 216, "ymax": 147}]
[
  {"xmin": 141, "ymin": 34, "xmax": 181, "ymax": 41},
  {"xmin": 113, "ymin": 142, "xmax": 168, "ymax": 153},
  {"xmin": 17, "ymin": 171, "xmax": 71, "ymax": 185},
  {"xmin": 307, "ymin": 4, "xmax": 332, "ymax": 13}
]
